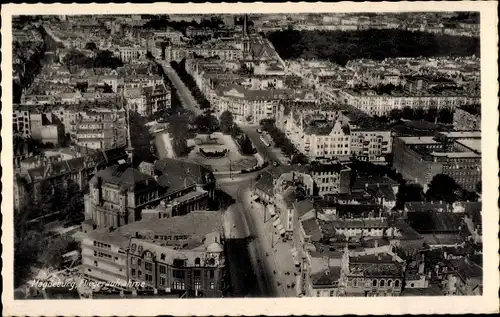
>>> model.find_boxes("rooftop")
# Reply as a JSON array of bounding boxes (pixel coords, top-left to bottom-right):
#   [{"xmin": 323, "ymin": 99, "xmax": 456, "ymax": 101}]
[
  {"xmin": 440, "ymin": 131, "xmax": 481, "ymax": 139},
  {"xmin": 90, "ymin": 164, "xmax": 156, "ymax": 192},
  {"xmin": 405, "ymin": 211, "xmax": 463, "ymax": 233},
  {"xmin": 397, "ymin": 136, "xmax": 440, "ymax": 145},
  {"xmin": 311, "ymin": 266, "xmax": 341, "ymax": 286},
  {"xmin": 455, "ymin": 138, "xmax": 481, "ymax": 154}
]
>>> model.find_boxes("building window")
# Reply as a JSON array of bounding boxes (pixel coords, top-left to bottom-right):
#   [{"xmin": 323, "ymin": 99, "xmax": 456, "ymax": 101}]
[
  {"xmin": 210, "ymin": 282, "xmax": 215, "ymax": 290},
  {"xmin": 173, "ymin": 281, "xmax": 185, "ymax": 290},
  {"xmin": 372, "ymin": 279, "xmax": 377, "ymax": 287},
  {"xmin": 131, "ymin": 258, "xmax": 136, "ymax": 265},
  {"xmin": 145, "ymin": 262, "xmax": 153, "ymax": 271},
  {"xmin": 160, "ymin": 277, "xmax": 166, "ymax": 285},
  {"xmin": 145, "ymin": 274, "xmax": 153, "ymax": 282},
  {"xmin": 138, "ymin": 259, "xmax": 142, "ymax": 266},
  {"xmin": 395, "ymin": 280, "xmax": 400, "ymax": 287},
  {"xmin": 160, "ymin": 253, "xmax": 166, "ymax": 261},
  {"xmin": 387, "ymin": 280, "xmax": 392, "ymax": 287},
  {"xmin": 317, "ymin": 291, "xmax": 321, "ymax": 297},
  {"xmin": 173, "ymin": 270, "xmax": 185, "ymax": 279},
  {"xmin": 209, "ymin": 270, "xmax": 215, "ymax": 279},
  {"xmin": 330, "ymin": 290, "xmax": 334, "ymax": 296},
  {"xmin": 194, "ymin": 280, "xmax": 201, "ymax": 290},
  {"xmin": 138, "ymin": 270, "xmax": 142, "ymax": 278},
  {"xmin": 195, "ymin": 257, "xmax": 201, "ymax": 266},
  {"xmin": 131, "ymin": 268, "xmax": 136, "ymax": 276},
  {"xmin": 380, "ymin": 280, "xmax": 385, "ymax": 287},
  {"xmin": 159, "ymin": 265, "xmax": 166, "ymax": 274}
]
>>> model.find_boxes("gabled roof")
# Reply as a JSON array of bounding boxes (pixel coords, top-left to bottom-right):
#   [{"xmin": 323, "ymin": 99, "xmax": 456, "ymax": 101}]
[{"xmin": 91, "ymin": 164, "xmax": 157, "ymax": 192}]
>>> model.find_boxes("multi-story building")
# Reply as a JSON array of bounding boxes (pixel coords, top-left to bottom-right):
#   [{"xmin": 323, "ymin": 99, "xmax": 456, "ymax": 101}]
[
  {"xmin": 339, "ymin": 88, "xmax": 480, "ymax": 117},
  {"xmin": 75, "ymin": 110, "xmax": 128, "ymax": 150},
  {"xmin": 18, "ymin": 146, "xmax": 129, "ymax": 206},
  {"xmin": 453, "ymin": 105, "xmax": 481, "ymax": 131},
  {"xmin": 81, "ymin": 211, "xmax": 226, "ymax": 297},
  {"xmin": 13, "ymin": 107, "xmax": 32, "ymax": 138},
  {"xmin": 444, "ymin": 257, "xmax": 482, "ymax": 295},
  {"xmin": 278, "ymin": 106, "xmax": 392, "ymax": 162},
  {"xmin": 308, "ymin": 161, "xmax": 351, "ymax": 196},
  {"xmin": 114, "ymin": 46, "xmax": 147, "ymax": 63},
  {"xmin": 392, "ymin": 131, "xmax": 481, "ymax": 191},
  {"xmin": 340, "ymin": 252, "xmax": 405, "ymax": 297},
  {"xmin": 83, "ymin": 158, "xmax": 216, "ymax": 230},
  {"xmin": 142, "ymin": 84, "xmax": 171, "ymax": 117}
]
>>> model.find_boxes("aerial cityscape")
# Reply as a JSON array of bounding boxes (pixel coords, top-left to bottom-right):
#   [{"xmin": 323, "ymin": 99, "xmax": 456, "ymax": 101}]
[{"xmin": 12, "ymin": 12, "xmax": 482, "ymax": 300}]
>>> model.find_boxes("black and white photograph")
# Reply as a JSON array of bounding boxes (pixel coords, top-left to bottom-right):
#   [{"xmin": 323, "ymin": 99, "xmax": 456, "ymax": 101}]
[{"xmin": 2, "ymin": 2, "xmax": 498, "ymax": 316}]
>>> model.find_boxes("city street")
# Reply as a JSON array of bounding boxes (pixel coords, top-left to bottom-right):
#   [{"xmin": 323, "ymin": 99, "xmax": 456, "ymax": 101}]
[
  {"xmin": 241, "ymin": 125, "xmax": 283, "ymax": 164},
  {"xmin": 219, "ymin": 177, "xmax": 298, "ymax": 297},
  {"xmin": 237, "ymin": 186, "xmax": 300, "ymax": 297},
  {"xmin": 157, "ymin": 60, "xmax": 203, "ymax": 116}
]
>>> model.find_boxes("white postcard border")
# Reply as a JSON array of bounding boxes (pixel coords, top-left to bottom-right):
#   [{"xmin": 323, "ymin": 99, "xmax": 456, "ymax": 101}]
[{"xmin": 2, "ymin": 2, "xmax": 498, "ymax": 316}]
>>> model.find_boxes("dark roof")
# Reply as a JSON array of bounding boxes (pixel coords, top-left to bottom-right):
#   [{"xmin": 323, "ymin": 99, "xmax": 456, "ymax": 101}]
[
  {"xmin": 311, "ymin": 266, "xmax": 341, "ymax": 286},
  {"xmin": 405, "ymin": 201, "xmax": 451, "ymax": 212},
  {"xmin": 91, "ymin": 164, "xmax": 157, "ymax": 192},
  {"xmin": 450, "ymin": 258, "xmax": 483, "ymax": 281},
  {"xmin": 352, "ymin": 175, "xmax": 398, "ymax": 191},
  {"xmin": 366, "ymin": 185, "xmax": 396, "ymax": 201},
  {"xmin": 102, "ymin": 146, "xmax": 128, "ymax": 162},
  {"xmin": 294, "ymin": 199, "xmax": 314, "ymax": 218},
  {"xmin": 309, "ymin": 161, "xmax": 349, "ymax": 174},
  {"xmin": 350, "ymin": 254, "xmax": 403, "ymax": 277},
  {"xmin": 405, "ymin": 211, "xmax": 463, "ymax": 233},
  {"xmin": 255, "ymin": 171, "xmax": 274, "ymax": 195},
  {"xmin": 401, "ymin": 284, "xmax": 443, "ymax": 296},
  {"xmin": 152, "ymin": 158, "xmax": 215, "ymax": 194},
  {"xmin": 301, "ymin": 218, "xmax": 322, "ymax": 242}
]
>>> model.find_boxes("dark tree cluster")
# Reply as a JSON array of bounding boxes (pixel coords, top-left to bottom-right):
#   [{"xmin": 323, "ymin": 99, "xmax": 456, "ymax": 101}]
[
  {"xmin": 267, "ymin": 29, "xmax": 480, "ymax": 66},
  {"xmin": 164, "ymin": 109, "xmax": 196, "ymax": 157},
  {"xmin": 62, "ymin": 49, "xmax": 124, "ymax": 72},
  {"xmin": 219, "ymin": 111, "xmax": 257, "ymax": 155},
  {"xmin": 143, "ymin": 15, "xmax": 224, "ymax": 34},
  {"xmin": 171, "ymin": 59, "xmax": 211, "ymax": 109},
  {"xmin": 129, "ymin": 110, "xmax": 155, "ymax": 166},
  {"xmin": 425, "ymin": 174, "xmax": 479, "ymax": 203},
  {"xmin": 259, "ymin": 119, "xmax": 308, "ymax": 165},
  {"xmin": 387, "ymin": 107, "xmax": 454, "ymax": 124}
]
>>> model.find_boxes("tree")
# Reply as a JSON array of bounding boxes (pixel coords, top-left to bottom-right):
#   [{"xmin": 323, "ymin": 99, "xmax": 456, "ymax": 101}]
[
  {"xmin": 475, "ymin": 181, "xmax": 482, "ymax": 194},
  {"xmin": 438, "ymin": 107, "xmax": 454, "ymax": 124},
  {"xmin": 395, "ymin": 183, "xmax": 424, "ymax": 209},
  {"xmin": 85, "ymin": 42, "xmax": 97, "ymax": 51},
  {"xmin": 426, "ymin": 174, "xmax": 460, "ymax": 203},
  {"xmin": 129, "ymin": 110, "xmax": 154, "ymax": 165},
  {"xmin": 402, "ymin": 107, "xmax": 414, "ymax": 119},
  {"xmin": 219, "ymin": 111, "xmax": 235, "ymax": 134},
  {"xmin": 38, "ymin": 236, "xmax": 76, "ymax": 268}
]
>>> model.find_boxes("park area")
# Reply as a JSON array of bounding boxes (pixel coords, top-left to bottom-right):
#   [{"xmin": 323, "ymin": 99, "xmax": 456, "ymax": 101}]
[{"xmin": 186, "ymin": 134, "xmax": 258, "ymax": 174}]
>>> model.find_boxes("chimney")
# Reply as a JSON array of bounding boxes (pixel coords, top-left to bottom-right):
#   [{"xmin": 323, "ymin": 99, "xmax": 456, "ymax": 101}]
[{"xmin": 418, "ymin": 262, "xmax": 425, "ymax": 274}]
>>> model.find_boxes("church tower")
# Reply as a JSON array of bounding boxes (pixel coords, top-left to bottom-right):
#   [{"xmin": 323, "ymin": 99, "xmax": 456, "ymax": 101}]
[
  {"xmin": 124, "ymin": 92, "xmax": 134, "ymax": 166},
  {"xmin": 242, "ymin": 14, "xmax": 250, "ymax": 55}
]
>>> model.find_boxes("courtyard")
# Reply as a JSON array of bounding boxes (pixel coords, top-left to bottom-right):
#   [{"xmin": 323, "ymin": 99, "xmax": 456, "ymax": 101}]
[{"xmin": 186, "ymin": 134, "xmax": 258, "ymax": 173}]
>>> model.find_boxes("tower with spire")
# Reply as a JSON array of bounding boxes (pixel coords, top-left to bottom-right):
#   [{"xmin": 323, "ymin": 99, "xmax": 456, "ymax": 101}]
[
  {"xmin": 123, "ymin": 91, "xmax": 134, "ymax": 166},
  {"xmin": 242, "ymin": 14, "xmax": 250, "ymax": 55}
]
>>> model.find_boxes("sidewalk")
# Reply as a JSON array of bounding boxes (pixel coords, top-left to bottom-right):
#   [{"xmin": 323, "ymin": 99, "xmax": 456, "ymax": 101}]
[
  {"xmin": 253, "ymin": 201, "xmax": 299, "ymax": 295},
  {"xmin": 243, "ymin": 190, "xmax": 300, "ymax": 297}
]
